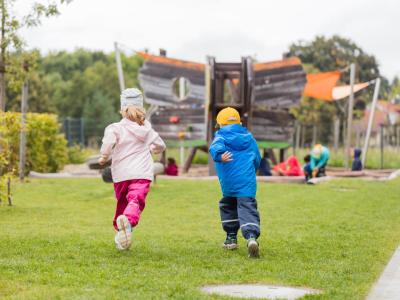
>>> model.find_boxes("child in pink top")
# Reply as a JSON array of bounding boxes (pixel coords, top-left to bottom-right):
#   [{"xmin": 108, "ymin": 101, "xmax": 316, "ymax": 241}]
[{"xmin": 99, "ymin": 88, "xmax": 166, "ymax": 250}]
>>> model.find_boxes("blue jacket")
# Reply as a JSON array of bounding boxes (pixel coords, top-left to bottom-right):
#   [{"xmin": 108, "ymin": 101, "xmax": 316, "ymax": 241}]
[
  {"xmin": 209, "ymin": 124, "xmax": 261, "ymax": 198},
  {"xmin": 310, "ymin": 146, "xmax": 330, "ymax": 170}
]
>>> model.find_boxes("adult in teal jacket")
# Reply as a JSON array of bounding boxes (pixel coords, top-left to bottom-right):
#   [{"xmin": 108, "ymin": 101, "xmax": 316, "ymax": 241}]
[{"xmin": 304, "ymin": 144, "xmax": 330, "ymax": 180}]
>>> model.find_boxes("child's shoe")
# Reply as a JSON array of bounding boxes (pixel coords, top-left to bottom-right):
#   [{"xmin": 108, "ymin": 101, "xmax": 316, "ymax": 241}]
[
  {"xmin": 223, "ymin": 234, "xmax": 238, "ymax": 250},
  {"xmin": 115, "ymin": 215, "xmax": 132, "ymax": 250},
  {"xmin": 247, "ymin": 238, "xmax": 259, "ymax": 258}
]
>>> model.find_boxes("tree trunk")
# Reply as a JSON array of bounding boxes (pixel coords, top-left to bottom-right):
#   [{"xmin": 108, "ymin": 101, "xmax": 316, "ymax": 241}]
[{"xmin": 0, "ymin": 0, "xmax": 6, "ymax": 111}]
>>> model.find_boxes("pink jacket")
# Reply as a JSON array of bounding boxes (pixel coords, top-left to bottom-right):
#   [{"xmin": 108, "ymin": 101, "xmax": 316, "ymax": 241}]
[{"xmin": 100, "ymin": 118, "xmax": 166, "ymax": 183}]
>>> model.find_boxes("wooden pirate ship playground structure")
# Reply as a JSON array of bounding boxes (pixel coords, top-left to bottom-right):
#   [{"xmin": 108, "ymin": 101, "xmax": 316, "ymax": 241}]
[{"xmin": 136, "ymin": 51, "xmax": 306, "ymax": 174}]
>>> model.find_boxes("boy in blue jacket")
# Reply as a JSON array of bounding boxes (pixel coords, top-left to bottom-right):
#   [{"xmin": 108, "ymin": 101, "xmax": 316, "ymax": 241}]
[{"xmin": 209, "ymin": 107, "xmax": 261, "ymax": 258}]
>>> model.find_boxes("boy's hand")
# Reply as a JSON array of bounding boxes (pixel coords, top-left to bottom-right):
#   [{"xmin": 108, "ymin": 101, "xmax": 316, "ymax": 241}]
[
  {"xmin": 312, "ymin": 168, "xmax": 319, "ymax": 178},
  {"xmin": 221, "ymin": 151, "xmax": 233, "ymax": 163},
  {"xmin": 98, "ymin": 155, "xmax": 108, "ymax": 166}
]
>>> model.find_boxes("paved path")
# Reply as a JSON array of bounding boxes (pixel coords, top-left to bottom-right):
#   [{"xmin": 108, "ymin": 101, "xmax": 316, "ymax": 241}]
[{"xmin": 367, "ymin": 246, "xmax": 400, "ymax": 300}]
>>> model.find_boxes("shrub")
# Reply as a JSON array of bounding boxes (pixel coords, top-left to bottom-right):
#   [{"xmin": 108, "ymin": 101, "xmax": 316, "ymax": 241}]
[
  {"xmin": 67, "ymin": 144, "xmax": 96, "ymax": 164},
  {"xmin": 0, "ymin": 117, "xmax": 13, "ymax": 203},
  {"xmin": 1, "ymin": 111, "xmax": 68, "ymax": 174}
]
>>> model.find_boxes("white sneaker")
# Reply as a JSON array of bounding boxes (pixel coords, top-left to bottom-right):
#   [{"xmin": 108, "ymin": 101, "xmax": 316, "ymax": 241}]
[{"xmin": 115, "ymin": 215, "xmax": 132, "ymax": 250}]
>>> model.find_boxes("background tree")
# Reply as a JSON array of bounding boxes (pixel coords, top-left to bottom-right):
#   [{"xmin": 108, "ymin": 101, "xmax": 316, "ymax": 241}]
[
  {"xmin": 5, "ymin": 48, "xmax": 143, "ymax": 143},
  {"xmin": 0, "ymin": 0, "xmax": 71, "ymax": 110},
  {"xmin": 286, "ymin": 35, "xmax": 389, "ymax": 145},
  {"xmin": 286, "ymin": 35, "xmax": 384, "ymax": 85}
]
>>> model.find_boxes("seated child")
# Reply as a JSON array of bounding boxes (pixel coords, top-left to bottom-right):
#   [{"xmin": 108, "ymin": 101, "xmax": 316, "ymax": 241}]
[
  {"xmin": 303, "ymin": 154, "xmax": 311, "ymax": 181},
  {"xmin": 351, "ymin": 148, "xmax": 363, "ymax": 171},
  {"xmin": 259, "ymin": 151, "xmax": 272, "ymax": 176},
  {"xmin": 165, "ymin": 157, "xmax": 178, "ymax": 176},
  {"xmin": 272, "ymin": 155, "xmax": 303, "ymax": 176}
]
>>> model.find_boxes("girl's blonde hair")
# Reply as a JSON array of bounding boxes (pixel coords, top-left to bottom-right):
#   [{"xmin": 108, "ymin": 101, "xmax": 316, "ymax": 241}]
[{"xmin": 121, "ymin": 106, "xmax": 146, "ymax": 126}]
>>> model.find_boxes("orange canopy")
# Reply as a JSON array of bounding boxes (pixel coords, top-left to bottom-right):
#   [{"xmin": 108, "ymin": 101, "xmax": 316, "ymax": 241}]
[
  {"xmin": 303, "ymin": 71, "xmax": 341, "ymax": 100},
  {"xmin": 332, "ymin": 82, "xmax": 371, "ymax": 100},
  {"xmin": 303, "ymin": 71, "xmax": 371, "ymax": 101}
]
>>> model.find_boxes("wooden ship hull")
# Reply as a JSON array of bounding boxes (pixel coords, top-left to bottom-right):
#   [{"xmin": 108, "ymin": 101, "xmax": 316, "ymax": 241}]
[{"xmin": 138, "ymin": 52, "xmax": 306, "ymax": 151}]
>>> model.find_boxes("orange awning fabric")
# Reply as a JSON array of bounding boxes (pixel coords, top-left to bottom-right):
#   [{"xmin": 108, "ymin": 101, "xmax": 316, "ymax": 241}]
[
  {"xmin": 331, "ymin": 82, "xmax": 371, "ymax": 100},
  {"xmin": 303, "ymin": 71, "xmax": 371, "ymax": 101},
  {"xmin": 303, "ymin": 71, "xmax": 341, "ymax": 100}
]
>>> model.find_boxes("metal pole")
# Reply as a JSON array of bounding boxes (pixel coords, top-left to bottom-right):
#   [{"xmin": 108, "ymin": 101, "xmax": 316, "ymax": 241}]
[
  {"xmin": 114, "ymin": 42, "xmax": 125, "ymax": 92},
  {"xmin": 294, "ymin": 121, "xmax": 300, "ymax": 155},
  {"xmin": 380, "ymin": 124, "xmax": 384, "ymax": 169},
  {"xmin": 333, "ymin": 118, "xmax": 340, "ymax": 151},
  {"xmin": 361, "ymin": 78, "xmax": 381, "ymax": 166},
  {"xmin": 66, "ymin": 117, "xmax": 71, "ymax": 146},
  {"xmin": 345, "ymin": 63, "xmax": 356, "ymax": 169},
  {"xmin": 80, "ymin": 117, "xmax": 85, "ymax": 146},
  {"xmin": 180, "ymin": 140, "xmax": 185, "ymax": 173},
  {"xmin": 19, "ymin": 79, "xmax": 28, "ymax": 181},
  {"xmin": 312, "ymin": 125, "xmax": 317, "ymax": 145}
]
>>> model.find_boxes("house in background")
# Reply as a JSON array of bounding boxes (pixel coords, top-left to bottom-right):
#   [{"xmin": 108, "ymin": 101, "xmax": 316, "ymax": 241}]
[{"xmin": 354, "ymin": 100, "xmax": 400, "ymax": 148}]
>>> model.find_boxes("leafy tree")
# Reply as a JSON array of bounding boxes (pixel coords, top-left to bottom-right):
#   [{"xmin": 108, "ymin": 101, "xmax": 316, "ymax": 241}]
[
  {"xmin": 390, "ymin": 76, "xmax": 400, "ymax": 103},
  {"xmin": 83, "ymin": 91, "xmax": 120, "ymax": 143},
  {"xmin": 0, "ymin": 0, "xmax": 71, "ymax": 110},
  {"xmin": 286, "ymin": 35, "xmax": 390, "ymax": 98},
  {"xmin": 286, "ymin": 35, "xmax": 391, "ymax": 145}
]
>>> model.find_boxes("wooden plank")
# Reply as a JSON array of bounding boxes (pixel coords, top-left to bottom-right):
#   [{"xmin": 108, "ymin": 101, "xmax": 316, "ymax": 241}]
[
  {"xmin": 254, "ymin": 64, "xmax": 304, "ymax": 77},
  {"xmin": 253, "ymin": 57, "xmax": 302, "ymax": 71},
  {"xmin": 253, "ymin": 70, "xmax": 305, "ymax": 85},
  {"xmin": 152, "ymin": 124, "xmax": 205, "ymax": 132},
  {"xmin": 137, "ymin": 52, "xmax": 205, "ymax": 71},
  {"xmin": 156, "ymin": 131, "xmax": 205, "ymax": 140},
  {"xmin": 140, "ymin": 63, "xmax": 205, "ymax": 84}
]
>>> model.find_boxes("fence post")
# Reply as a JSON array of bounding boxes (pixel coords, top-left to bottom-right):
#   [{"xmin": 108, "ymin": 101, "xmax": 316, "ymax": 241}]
[
  {"xmin": 333, "ymin": 118, "xmax": 340, "ymax": 151},
  {"xmin": 294, "ymin": 121, "xmax": 300, "ymax": 155},
  {"xmin": 345, "ymin": 63, "xmax": 356, "ymax": 169},
  {"xmin": 80, "ymin": 118, "xmax": 85, "ymax": 146},
  {"xmin": 312, "ymin": 125, "xmax": 317, "ymax": 145},
  {"xmin": 19, "ymin": 79, "xmax": 28, "ymax": 181},
  {"xmin": 380, "ymin": 124, "xmax": 384, "ymax": 169},
  {"xmin": 65, "ymin": 117, "xmax": 71, "ymax": 146}
]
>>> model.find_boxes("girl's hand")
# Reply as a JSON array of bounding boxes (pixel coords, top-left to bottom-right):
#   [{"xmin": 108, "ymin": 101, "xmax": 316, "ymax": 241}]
[
  {"xmin": 221, "ymin": 151, "xmax": 233, "ymax": 163},
  {"xmin": 98, "ymin": 155, "xmax": 108, "ymax": 166}
]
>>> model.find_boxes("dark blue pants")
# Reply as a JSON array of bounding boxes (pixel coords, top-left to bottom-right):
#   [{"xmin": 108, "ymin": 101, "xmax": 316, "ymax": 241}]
[
  {"xmin": 304, "ymin": 163, "xmax": 326, "ymax": 181},
  {"xmin": 219, "ymin": 197, "xmax": 260, "ymax": 240}
]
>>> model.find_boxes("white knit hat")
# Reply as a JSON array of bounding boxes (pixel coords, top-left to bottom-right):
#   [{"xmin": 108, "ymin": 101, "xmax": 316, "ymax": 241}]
[{"xmin": 120, "ymin": 88, "xmax": 144, "ymax": 109}]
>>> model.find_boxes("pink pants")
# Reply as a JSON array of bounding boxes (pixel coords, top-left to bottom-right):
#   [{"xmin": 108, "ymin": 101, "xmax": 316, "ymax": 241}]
[{"xmin": 113, "ymin": 179, "xmax": 151, "ymax": 230}]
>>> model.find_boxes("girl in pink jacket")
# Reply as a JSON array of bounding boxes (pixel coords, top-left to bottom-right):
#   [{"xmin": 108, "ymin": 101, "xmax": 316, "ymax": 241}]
[{"xmin": 99, "ymin": 88, "xmax": 166, "ymax": 250}]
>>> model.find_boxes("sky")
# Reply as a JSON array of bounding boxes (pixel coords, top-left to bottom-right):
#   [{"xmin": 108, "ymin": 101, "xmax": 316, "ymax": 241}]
[{"xmin": 16, "ymin": 0, "xmax": 400, "ymax": 80}]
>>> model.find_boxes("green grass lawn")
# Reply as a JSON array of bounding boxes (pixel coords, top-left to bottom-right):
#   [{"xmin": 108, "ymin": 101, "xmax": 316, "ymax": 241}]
[{"xmin": 1, "ymin": 178, "xmax": 400, "ymax": 299}]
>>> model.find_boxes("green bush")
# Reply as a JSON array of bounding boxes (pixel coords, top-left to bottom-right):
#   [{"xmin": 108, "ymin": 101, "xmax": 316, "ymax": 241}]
[
  {"xmin": 0, "ymin": 116, "xmax": 13, "ymax": 202},
  {"xmin": 67, "ymin": 145, "xmax": 97, "ymax": 164},
  {"xmin": 1, "ymin": 112, "xmax": 68, "ymax": 174}
]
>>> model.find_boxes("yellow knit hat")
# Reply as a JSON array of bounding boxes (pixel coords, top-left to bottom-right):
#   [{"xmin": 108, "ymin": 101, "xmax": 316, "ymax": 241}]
[{"xmin": 216, "ymin": 107, "xmax": 241, "ymax": 125}]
